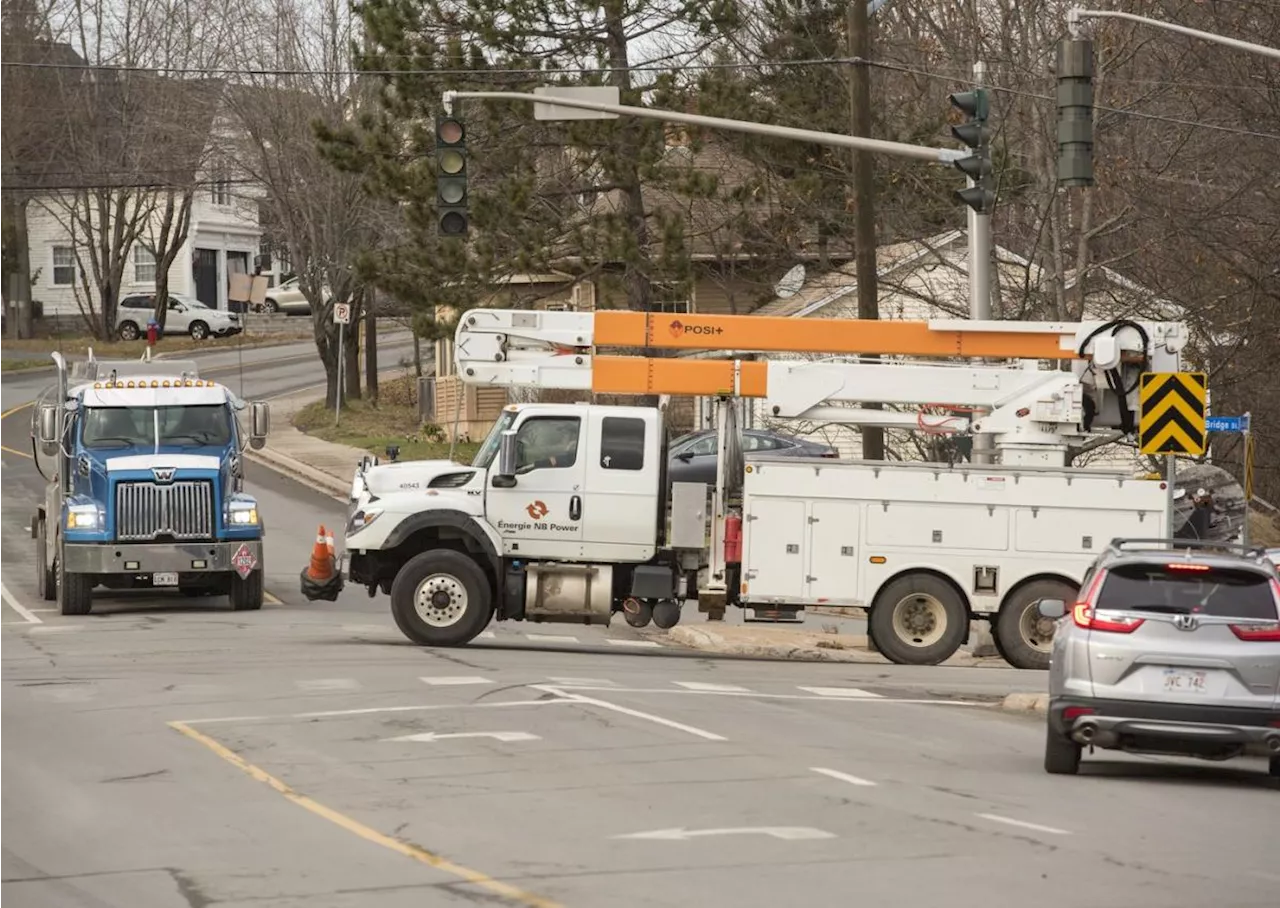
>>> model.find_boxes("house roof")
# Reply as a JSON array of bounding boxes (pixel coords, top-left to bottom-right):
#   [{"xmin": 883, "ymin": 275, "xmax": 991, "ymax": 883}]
[
  {"xmin": 3, "ymin": 44, "xmax": 224, "ymax": 193},
  {"xmin": 751, "ymin": 229, "xmax": 1183, "ymax": 322}
]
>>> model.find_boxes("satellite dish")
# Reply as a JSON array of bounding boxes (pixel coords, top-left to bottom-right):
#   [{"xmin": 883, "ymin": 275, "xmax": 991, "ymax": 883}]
[{"xmin": 774, "ymin": 264, "xmax": 806, "ymax": 299}]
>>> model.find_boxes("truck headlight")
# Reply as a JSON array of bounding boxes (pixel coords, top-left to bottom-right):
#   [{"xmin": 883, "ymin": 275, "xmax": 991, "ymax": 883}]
[
  {"xmin": 66, "ymin": 504, "xmax": 103, "ymax": 529},
  {"xmin": 347, "ymin": 508, "xmax": 382, "ymax": 536},
  {"xmin": 227, "ymin": 502, "xmax": 259, "ymax": 525}
]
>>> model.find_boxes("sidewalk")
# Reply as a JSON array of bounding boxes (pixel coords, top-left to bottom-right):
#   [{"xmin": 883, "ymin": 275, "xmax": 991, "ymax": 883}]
[{"xmin": 245, "ymin": 383, "xmax": 385, "ymax": 500}]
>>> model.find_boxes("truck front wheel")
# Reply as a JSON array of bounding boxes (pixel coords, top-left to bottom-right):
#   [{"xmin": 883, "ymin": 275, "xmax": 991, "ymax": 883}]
[
  {"xmin": 58, "ymin": 560, "xmax": 93, "ymax": 616},
  {"xmin": 869, "ymin": 574, "xmax": 967, "ymax": 666},
  {"xmin": 229, "ymin": 570, "xmax": 264, "ymax": 611},
  {"xmin": 390, "ymin": 550, "xmax": 493, "ymax": 647}
]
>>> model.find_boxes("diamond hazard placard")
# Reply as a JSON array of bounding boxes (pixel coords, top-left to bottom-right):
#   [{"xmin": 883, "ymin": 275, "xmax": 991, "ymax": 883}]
[{"xmin": 232, "ymin": 543, "xmax": 258, "ymax": 579}]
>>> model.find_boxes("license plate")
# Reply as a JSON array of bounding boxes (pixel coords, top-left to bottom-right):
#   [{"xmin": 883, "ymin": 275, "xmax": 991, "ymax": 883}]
[
  {"xmin": 152, "ymin": 572, "xmax": 179, "ymax": 587},
  {"xmin": 1162, "ymin": 668, "xmax": 1208, "ymax": 694}
]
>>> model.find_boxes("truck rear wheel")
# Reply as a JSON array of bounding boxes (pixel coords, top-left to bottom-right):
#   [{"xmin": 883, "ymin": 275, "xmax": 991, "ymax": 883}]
[
  {"xmin": 390, "ymin": 550, "xmax": 493, "ymax": 646},
  {"xmin": 57, "ymin": 559, "xmax": 93, "ymax": 616},
  {"xmin": 229, "ymin": 570, "xmax": 264, "ymax": 611},
  {"xmin": 869, "ymin": 574, "xmax": 967, "ymax": 665},
  {"xmin": 36, "ymin": 519, "xmax": 56, "ymax": 602},
  {"xmin": 996, "ymin": 580, "xmax": 1075, "ymax": 671}
]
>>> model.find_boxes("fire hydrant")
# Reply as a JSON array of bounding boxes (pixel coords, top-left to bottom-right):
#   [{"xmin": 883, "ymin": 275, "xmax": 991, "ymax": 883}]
[{"xmin": 146, "ymin": 318, "xmax": 159, "ymax": 346}]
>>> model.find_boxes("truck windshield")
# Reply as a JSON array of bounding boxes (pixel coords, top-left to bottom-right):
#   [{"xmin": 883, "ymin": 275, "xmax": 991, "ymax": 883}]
[
  {"xmin": 81, "ymin": 405, "xmax": 233, "ymax": 449},
  {"xmin": 472, "ymin": 410, "xmax": 517, "ymax": 469}
]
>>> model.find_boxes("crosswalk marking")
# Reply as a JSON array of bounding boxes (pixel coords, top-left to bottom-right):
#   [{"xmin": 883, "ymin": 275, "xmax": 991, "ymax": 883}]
[
  {"xmin": 419, "ymin": 676, "xmax": 494, "ymax": 686},
  {"xmin": 674, "ymin": 681, "xmax": 752, "ymax": 693},
  {"xmin": 524, "ymin": 634, "xmax": 580, "ymax": 643},
  {"xmin": 604, "ymin": 639, "xmax": 662, "ymax": 648},
  {"xmin": 798, "ymin": 686, "xmax": 884, "ymax": 699}
]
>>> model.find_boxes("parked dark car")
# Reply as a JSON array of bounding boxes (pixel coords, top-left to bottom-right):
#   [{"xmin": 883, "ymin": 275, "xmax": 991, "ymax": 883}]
[{"xmin": 667, "ymin": 428, "xmax": 838, "ymax": 486}]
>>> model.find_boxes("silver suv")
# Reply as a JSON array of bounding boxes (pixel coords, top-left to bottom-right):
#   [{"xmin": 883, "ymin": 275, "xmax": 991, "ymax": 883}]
[
  {"xmin": 1037, "ymin": 538, "xmax": 1280, "ymax": 778},
  {"xmin": 117, "ymin": 293, "xmax": 242, "ymax": 341}
]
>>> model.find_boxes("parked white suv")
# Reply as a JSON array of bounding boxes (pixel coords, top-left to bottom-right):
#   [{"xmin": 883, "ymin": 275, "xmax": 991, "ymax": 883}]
[{"xmin": 117, "ymin": 293, "xmax": 243, "ymax": 341}]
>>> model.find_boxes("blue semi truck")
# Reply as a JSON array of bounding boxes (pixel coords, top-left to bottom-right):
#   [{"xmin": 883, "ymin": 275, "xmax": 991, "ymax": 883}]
[{"xmin": 30, "ymin": 351, "xmax": 272, "ymax": 615}]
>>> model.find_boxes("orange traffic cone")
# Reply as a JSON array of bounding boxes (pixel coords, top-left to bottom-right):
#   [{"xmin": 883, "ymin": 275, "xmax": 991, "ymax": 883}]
[
  {"xmin": 324, "ymin": 527, "xmax": 336, "ymax": 560},
  {"xmin": 308, "ymin": 524, "xmax": 334, "ymax": 581}
]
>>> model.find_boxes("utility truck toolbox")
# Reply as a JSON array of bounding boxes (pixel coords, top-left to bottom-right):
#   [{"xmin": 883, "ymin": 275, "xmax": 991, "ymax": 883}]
[
  {"xmin": 740, "ymin": 458, "xmax": 1166, "ymax": 665},
  {"xmin": 31, "ymin": 350, "xmax": 273, "ymax": 616}
]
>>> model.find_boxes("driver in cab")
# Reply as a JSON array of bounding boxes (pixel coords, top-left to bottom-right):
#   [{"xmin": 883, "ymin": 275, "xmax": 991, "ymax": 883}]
[{"xmin": 517, "ymin": 421, "xmax": 578, "ymax": 472}]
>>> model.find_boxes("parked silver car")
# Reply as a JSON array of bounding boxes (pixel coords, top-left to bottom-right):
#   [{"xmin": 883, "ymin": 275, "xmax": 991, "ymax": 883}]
[{"xmin": 1037, "ymin": 538, "xmax": 1280, "ymax": 778}]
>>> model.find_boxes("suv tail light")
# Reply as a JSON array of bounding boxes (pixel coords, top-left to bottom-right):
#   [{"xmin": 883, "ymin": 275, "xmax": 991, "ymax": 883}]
[
  {"xmin": 1228, "ymin": 623, "xmax": 1280, "ymax": 642},
  {"xmin": 1070, "ymin": 567, "xmax": 1144, "ymax": 633},
  {"xmin": 1072, "ymin": 603, "xmax": 1145, "ymax": 634}
]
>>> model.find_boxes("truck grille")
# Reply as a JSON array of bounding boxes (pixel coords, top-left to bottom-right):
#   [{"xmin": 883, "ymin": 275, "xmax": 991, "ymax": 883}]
[{"xmin": 116, "ymin": 480, "xmax": 215, "ymax": 541}]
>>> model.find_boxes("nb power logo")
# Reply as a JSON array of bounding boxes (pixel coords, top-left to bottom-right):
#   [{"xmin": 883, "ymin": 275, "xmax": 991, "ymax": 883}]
[
  {"xmin": 525, "ymin": 500, "xmax": 549, "ymax": 520},
  {"xmin": 667, "ymin": 319, "xmax": 724, "ymax": 339}
]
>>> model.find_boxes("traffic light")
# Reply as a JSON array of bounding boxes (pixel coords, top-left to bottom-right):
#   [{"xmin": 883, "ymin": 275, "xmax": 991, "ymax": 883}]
[
  {"xmin": 949, "ymin": 88, "xmax": 994, "ymax": 214},
  {"xmin": 1056, "ymin": 38, "xmax": 1094, "ymax": 188},
  {"xmin": 435, "ymin": 115, "xmax": 468, "ymax": 237}
]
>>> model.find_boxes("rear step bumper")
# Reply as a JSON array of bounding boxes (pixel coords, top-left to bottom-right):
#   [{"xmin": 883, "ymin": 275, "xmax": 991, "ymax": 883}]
[{"xmin": 1050, "ymin": 697, "xmax": 1280, "ymax": 755}]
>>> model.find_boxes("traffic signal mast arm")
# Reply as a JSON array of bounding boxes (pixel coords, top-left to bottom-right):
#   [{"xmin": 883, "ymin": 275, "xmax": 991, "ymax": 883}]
[{"xmin": 454, "ymin": 308, "xmax": 1187, "ymax": 464}]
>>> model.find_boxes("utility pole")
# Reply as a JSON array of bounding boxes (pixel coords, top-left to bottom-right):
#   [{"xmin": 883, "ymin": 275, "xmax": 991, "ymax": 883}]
[{"xmin": 847, "ymin": 0, "xmax": 884, "ymax": 461}]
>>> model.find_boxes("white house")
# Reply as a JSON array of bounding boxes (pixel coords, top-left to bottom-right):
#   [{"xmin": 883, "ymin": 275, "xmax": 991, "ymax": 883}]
[{"xmin": 12, "ymin": 49, "xmax": 271, "ymax": 321}]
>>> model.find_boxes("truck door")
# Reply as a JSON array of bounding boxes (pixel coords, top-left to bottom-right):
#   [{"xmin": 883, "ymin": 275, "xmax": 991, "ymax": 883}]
[
  {"xmin": 487, "ymin": 413, "xmax": 586, "ymax": 558},
  {"xmin": 581, "ymin": 410, "xmax": 659, "ymax": 561}
]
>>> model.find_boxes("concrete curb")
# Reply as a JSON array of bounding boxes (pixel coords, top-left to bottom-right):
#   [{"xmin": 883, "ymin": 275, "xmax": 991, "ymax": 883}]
[
  {"xmin": 1000, "ymin": 692, "xmax": 1049, "ymax": 713},
  {"xmin": 245, "ymin": 446, "xmax": 350, "ymax": 502},
  {"xmin": 666, "ymin": 626, "xmax": 888, "ymax": 664}
]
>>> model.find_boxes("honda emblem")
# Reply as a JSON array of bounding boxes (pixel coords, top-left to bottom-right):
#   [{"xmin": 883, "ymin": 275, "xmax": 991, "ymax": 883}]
[
  {"xmin": 152, "ymin": 467, "xmax": 176, "ymax": 483},
  {"xmin": 1173, "ymin": 614, "xmax": 1199, "ymax": 632}
]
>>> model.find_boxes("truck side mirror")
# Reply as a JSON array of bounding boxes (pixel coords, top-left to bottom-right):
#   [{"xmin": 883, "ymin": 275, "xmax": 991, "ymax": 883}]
[
  {"xmin": 249, "ymin": 401, "xmax": 270, "ymax": 450},
  {"xmin": 37, "ymin": 404, "xmax": 60, "ymax": 456},
  {"xmin": 493, "ymin": 429, "xmax": 518, "ymax": 488}
]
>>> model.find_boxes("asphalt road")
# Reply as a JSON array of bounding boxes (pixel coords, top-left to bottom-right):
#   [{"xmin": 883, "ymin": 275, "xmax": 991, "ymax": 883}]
[{"xmin": 3, "ymin": 341, "xmax": 1277, "ymax": 908}]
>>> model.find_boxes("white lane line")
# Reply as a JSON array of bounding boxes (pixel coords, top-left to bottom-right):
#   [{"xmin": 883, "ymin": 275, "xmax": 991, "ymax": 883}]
[
  {"xmin": 810, "ymin": 767, "xmax": 878, "ymax": 787},
  {"xmin": 419, "ymin": 676, "xmax": 494, "ymax": 686},
  {"xmin": 533, "ymin": 684, "xmax": 727, "ymax": 742},
  {"xmin": 1, "ymin": 583, "xmax": 42, "ymax": 624},
  {"xmin": 605, "ymin": 639, "xmax": 662, "ymax": 648},
  {"xmin": 296, "ymin": 678, "xmax": 361, "ymax": 692},
  {"xmin": 524, "ymin": 634, "xmax": 580, "ymax": 643},
  {"xmin": 976, "ymin": 813, "xmax": 1071, "ymax": 836},
  {"xmin": 799, "ymin": 686, "xmax": 884, "ymax": 699},
  {"xmin": 178, "ymin": 698, "xmax": 573, "ymax": 726},
  {"xmin": 547, "ymin": 677, "xmax": 617, "ymax": 687},
  {"xmin": 517, "ymin": 683, "xmax": 991, "ymax": 707},
  {"xmin": 674, "ymin": 681, "xmax": 752, "ymax": 693},
  {"xmin": 30, "ymin": 625, "xmax": 83, "ymax": 633},
  {"xmin": 477, "ymin": 630, "xmax": 497, "ymax": 639}
]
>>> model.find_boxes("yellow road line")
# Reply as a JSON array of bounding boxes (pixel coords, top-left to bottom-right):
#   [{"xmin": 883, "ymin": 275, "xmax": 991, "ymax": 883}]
[
  {"xmin": 167, "ymin": 722, "xmax": 564, "ymax": 908},
  {"xmin": 1, "ymin": 443, "xmax": 32, "ymax": 459},
  {"xmin": 1, "ymin": 401, "xmax": 34, "ymax": 420}
]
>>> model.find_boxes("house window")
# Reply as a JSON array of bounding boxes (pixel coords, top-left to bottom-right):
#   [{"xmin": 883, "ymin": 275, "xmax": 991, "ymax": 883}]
[
  {"xmin": 210, "ymin": 176, "xmax": 231, "ymax": 206},
  {"xmin": 52, "ymin": 246, "xmax": 75, "ymax": 286},
  {"xmin": 651, "ymin": 280, "xmax": 692, "ymax": 314},
  {"xmin": 134, "ymin": 246, "xmax": 157, "ymax": 283}
]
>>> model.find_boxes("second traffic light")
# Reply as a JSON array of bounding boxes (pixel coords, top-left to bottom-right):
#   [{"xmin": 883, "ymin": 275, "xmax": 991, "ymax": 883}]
[
  {"xmin": 435, "ymin": 115, "xmax": 468, "ymax": 237},
  {"xmin": 949, "ymin": 88, "xmax": 995, "ymax": 215}
]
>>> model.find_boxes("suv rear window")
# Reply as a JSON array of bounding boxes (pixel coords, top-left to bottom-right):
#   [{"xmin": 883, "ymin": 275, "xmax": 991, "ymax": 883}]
[{"xmin": 1097, "ymin": 563, "xmax": 1279, "ymax": 620}]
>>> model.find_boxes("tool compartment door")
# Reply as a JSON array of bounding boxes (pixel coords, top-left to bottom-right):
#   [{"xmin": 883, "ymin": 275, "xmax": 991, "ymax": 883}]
[
  {"xmin": 806, "ymin": 500, "xmax": 860, "ymax": 603},
  {"xmin": 743, "ymin": 497, "xmax": 807, "ymax": 600}
]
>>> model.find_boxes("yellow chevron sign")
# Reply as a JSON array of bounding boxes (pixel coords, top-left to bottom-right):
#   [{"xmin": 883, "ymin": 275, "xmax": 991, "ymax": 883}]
[{"xmin": 1139, "ymin": 372, "xmax": 1207, "ymax": 456}]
